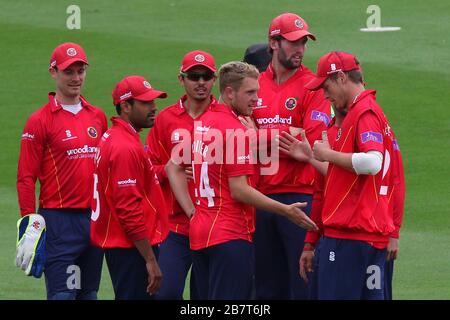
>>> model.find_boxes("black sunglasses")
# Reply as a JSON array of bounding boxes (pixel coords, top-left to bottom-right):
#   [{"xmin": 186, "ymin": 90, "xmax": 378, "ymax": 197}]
[{"xmin": 180, "ymin": 72, "xmax": 215, "ymax": 81}]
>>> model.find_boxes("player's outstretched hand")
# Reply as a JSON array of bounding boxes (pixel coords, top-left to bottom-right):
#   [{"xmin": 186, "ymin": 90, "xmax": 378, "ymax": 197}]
[
  {"xmin": 285, "ymin": 202, "xmax": 318, "ymax": 231},
  {"xmin": 277, "ymin": 130, "xmax": 312, "ymax": 163},
  {"xmin": 299, "ymin": 250, "xmax": 315, "ymax": 282},
  {"xmin": 146, "ymin": 259, "xmax": 162, "ymax": 295}
]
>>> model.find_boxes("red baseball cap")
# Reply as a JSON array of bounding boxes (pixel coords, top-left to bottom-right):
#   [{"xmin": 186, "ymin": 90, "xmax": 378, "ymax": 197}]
[
  {"xmin": 112, "ymin": 76, "xmax": 167, "ymax": 105},
  {"xmin": 180, "ymin": 50, "xmax": 216, "ymax": 73},
  {"xmin": 305, "ymin": 51, "xmax": 361, "ymax": 91},
  {"xmin": 49, "ymin": 42, "xmax": 88, "ymax": 70},
  {"xmin": 269, "ymin": 13, "xmax": 316, "ymax": 41}
]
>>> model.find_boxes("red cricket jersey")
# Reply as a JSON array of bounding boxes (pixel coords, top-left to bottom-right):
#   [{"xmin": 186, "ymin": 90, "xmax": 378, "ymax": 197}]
[
  {"xmin": 304, "ymin": 124, "xmax": 340, "ymax": 246},
  {"xmin": 90, "ymin": 117, "xmax": 169, "ymax": 248},
  {"xmin": 17, "ymin": 93, "xmax": 107, "ymax": 216},
  {"xmin": 189, "ymin": 104, "xmax": 256, "ymax": 250},
  {"xmin": 254, "ymin": 64, "xmax": 331, "ymax": 195},
  {"xmin": 145, "ymin": 95, "xmax": 217, "ymax": 236},
  {"xmin": 321, "ymin": 90, "xmax": 405, "ymax": 248}
]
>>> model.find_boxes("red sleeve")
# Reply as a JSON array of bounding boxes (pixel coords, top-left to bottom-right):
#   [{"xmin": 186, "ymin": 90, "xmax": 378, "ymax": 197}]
[
  {"xmin": 390, "ymin": 141, "xmax": 405, "ymax": 238},
  {"xmin": 301, "ymin": 89, "xmax": 332, "ymax": 146},
  {"xmin": 356, "ymin": 111, "xmax": 385, "ymax": 153},
  {"xmin": 110, "ymin": 147, "xmax": 148, "ymax": 242},
  {"xmin": 100, "ymin": 111, "xmax": 108, "ymax": 134},
  {"xmin": 145, "ymin": 116, "xmax": 170, "ymax": 182},
  {"xmin": 17, "ymin": 113, "xmax": 46, "ymax": 216},
  {"xmin": 305, "ymin": 171, "xmax": 325, "ymax": 245}
]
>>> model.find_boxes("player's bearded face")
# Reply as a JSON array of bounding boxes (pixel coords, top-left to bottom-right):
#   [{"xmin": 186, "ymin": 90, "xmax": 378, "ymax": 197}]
[
  {"xmin": 277, "ymin": 38, "xmax": 307, "ymax": 70},
  {"xmin": 181, "ymin": 66, "xmax": 216, "ymax": 102},
  {"xmin": 52, "ymin": 62, "xmax": 86, "ymax": 98},
  {"xmin": 129, "ymin": 100, "xmax": 157, "ymax": 129}
]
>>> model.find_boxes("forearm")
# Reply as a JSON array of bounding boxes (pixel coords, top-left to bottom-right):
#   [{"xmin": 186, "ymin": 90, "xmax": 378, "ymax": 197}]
[
  {"xmin": 166, "ymin": 161, "xmax": 195, "ymax": 216},
  {"xmin": 309, "ymin": 158, "xmax": 328, "ymax": 176},
  {"xmin": 134, "ymin": 238, "xmax": 157, "ymax": 263},
  {"xmin": 321, "ymin": 149, "xmax": 355, "ymax": 173},
  {"xmin": 230, "ymin": 177, "xmax": 288, "ymax": 217},
  {"xmin": 17, "ymin": 176, "xmax": 37, "ymax": 216}
]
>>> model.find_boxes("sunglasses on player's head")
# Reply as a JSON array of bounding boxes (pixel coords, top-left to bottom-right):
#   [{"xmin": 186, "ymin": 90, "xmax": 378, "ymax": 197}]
[{"xmin": 180, "ymin": 71, "xmax": 215, "ymax": 81}]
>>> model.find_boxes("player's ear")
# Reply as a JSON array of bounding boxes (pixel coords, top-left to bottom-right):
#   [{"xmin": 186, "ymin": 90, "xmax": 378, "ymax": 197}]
[
  {"xmin": 178, "ymin": 74, "xmax": 184, "ymax": 86},
  {"xmin": 337, "ymin": 71, "xmax": 346, "ymax": 84},
  {"xmin": 223, "ymin": 86, "xmax": 234, "ymax": 101},
  {"xmin": 49, "ymin": 67, "xmax": 57, "ymax": 79},
  {"xmin": 120, "ymin": 101, "xmax": 131, "ymax": 114},
  {"xmin": 269, "ymin": 38, "xmax": 279, "ymax": 51}
]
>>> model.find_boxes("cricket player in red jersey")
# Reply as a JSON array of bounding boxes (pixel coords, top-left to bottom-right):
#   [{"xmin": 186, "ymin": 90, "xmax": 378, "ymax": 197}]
[
  {"xmin": 166, "ymin": 61, "xmax": 317, "ymax": 300},
  {"xmin": 145, "ymin": 50, "xmax": 217, "ymax": 299},
  {"xmin": 16, "ymin": 42, "xmax": 107, "ymax": 299},
  {"xmin": 250, "ymin": 12, "xmax": 332, "ymax": 299},
  {"xmin": 281, "ymin": 97, "xmax": 405, "ymax": 299},
  {"xmin": 278, "ymin": 108, "xmax": 342, "ymax": 299},
  {"xmin": 301, "ymin": 51, "xmax": 405, "ymax": 299},
  {"xmin": 90, "ymin": 75, "xmax": 169, "ymax": 299}
]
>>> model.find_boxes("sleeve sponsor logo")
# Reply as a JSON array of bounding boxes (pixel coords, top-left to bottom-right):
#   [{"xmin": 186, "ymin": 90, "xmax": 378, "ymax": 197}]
[
  {"xmin": 21, "ymin": 132, "xmax": 35, "ymax": 140},
  {"xmin": 102, "ymin": 132, "xmax": 110, "ymax": 140},
  {"xmin": 393, "ymin": 139, "xmax": 400, "ymax": 151},
  {"xmin": 361, "ymin": 131, "xmax": 383, "ymax": 144},
  {"xmin": 117, "ymin": 178, "xmax": 137, "ymax": 186},
  {"xmin": 311, "ymin": 110, "xmax": 331, "ymax": 126}
]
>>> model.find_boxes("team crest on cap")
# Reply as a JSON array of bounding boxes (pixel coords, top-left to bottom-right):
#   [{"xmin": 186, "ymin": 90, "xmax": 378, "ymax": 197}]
[
  {"xmin": 285, "ymin": 97, "xmax": 297, "ymax": 110},
  {"xmin": 87, "ymin": 126, "xmax": 98, "ymax": 138},
  {"xmin": 143, "ymin": 81, "xmax": 152, "ymax": 89},
  {"xmin": 295, "ymin": 19, "xmax": 304, "ymax": 29},
  {"xmin": 67, "ymin": 48, "xmax": 77, "ymax": 57},
  {"xmin": 194, "ymin": 54, "xmax": 205, "ymax": 62}
]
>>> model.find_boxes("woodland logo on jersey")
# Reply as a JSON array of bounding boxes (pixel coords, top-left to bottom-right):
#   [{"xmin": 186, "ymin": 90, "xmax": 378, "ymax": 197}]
[
  {"xmin": 66, "ymin": 145, "xmax": 97, "ymax": 159},
  {"xmin": 170, "ymin": 121, "xmax": 279, "ymax": 175},
  {"xmin": 117, "ymin": 178, "xmax": 137, "ymax": 186},
  {"xmin": 256, "ymin": 115, "xmax": 292, "ymax": 126}
]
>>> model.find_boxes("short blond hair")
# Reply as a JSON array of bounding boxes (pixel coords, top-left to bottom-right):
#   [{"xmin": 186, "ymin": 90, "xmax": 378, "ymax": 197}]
[{"xmin": 219, "ymin": 61, "xmax": 259, "ymax": 94}]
